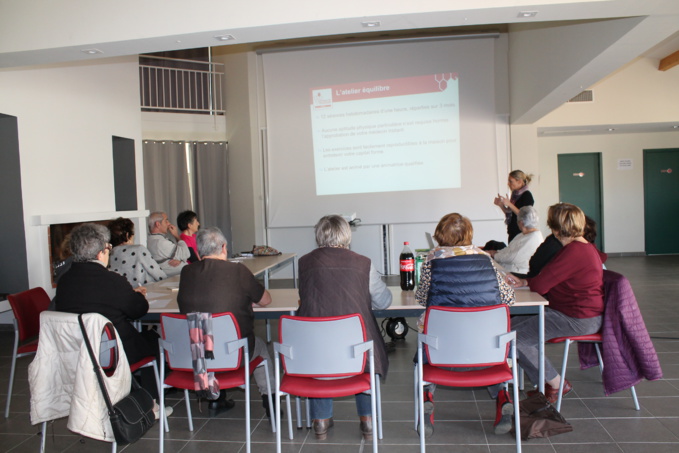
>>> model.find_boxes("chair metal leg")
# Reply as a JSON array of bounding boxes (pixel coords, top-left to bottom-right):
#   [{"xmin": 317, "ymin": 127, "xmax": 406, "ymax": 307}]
[
  {"xmin": 376, "ymin": 378, "xmax": 383, "ymax": 440},
  {"xmin": 286, "ymin": 394, "xmax": 294, "ymax": 440},
  {"xmin": 512, "ymin": 343, "xmax": 522, "ymax": 453},
  {"xmin": 556, "ymin": 339, "xmax": 572, "ymax": 412},
  {"xmin": 111, "ymin": 441, "xmax": 117, "ymax": 452},
  {"xmin": 630, "ymin": 385, "xmax": 641, "ymax": 411},
  {"xmin": 4, "ymin": 322, "xmax": 19, "ymax": 418},
  {"xmin": 184, "ymin": 389, "xmax": 194, "ymax": 431},
  {"xmin": 40, "ymin": 421, "xmax": 47, "ymax": 453}
]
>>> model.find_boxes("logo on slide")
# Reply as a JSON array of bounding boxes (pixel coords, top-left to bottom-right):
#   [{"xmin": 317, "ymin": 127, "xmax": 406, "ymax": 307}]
[
  {"xmin": 312, "ymin": 88, "xmax": 333, "ymax": 109},
  {"xmin": 434, "ymin": 73, "xmax": 458, "ymax": 91}
]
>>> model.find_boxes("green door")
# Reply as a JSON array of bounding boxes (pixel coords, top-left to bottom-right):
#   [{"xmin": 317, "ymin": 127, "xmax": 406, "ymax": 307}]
[
  {"xmin": 643, "ymin": 148, "xmax": 679, "ymax": 254},
  {"xmin": 557, "ymin": 153, "xmax": 603, "ymax": 250}
]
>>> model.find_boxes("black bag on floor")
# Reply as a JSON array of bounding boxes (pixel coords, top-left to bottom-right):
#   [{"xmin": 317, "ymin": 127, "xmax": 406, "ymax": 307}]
[
  {"xmin": 513, "ymin": 392, "xmax": 573, "ymax": 440},
  {"xmin": 78, "ymin": 315, "xmax": 155, "ymax": 444}
]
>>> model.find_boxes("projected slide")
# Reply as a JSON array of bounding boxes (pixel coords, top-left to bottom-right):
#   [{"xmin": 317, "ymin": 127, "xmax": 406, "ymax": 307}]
[{"xmin": 310, "ymin": 74, "xmax": 460, "ymax": 196}]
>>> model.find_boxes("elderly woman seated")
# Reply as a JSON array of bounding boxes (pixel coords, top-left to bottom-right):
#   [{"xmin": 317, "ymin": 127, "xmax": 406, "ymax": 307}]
[
  {"xmin": 108, "ymin": 217, "xmax": 167, "ymax": 286},
  {"xmin": 507, "ymin": 203, "xmax": 604, "ymax": 404},
  {"xmin": 487, "ymin": 206, "xmax": 543, "ymax": 275},
  {"xmin": 415, "ymin": 213, "xmax": 515, "ymax": 438},
  {"xmin": 53, "ymin": 222, "xmax": 164, "ymax": 412}
]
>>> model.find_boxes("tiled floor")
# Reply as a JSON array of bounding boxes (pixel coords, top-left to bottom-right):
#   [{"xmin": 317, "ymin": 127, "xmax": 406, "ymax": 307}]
[{"xmin": 1, "ymin": 255, "xmax": 678, "ymax": 452}]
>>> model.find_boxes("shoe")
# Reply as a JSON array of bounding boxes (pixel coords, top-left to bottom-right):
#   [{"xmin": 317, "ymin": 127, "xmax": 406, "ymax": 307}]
[
  {"xmin": 359, "ymin": 416, "xmax": 373, "ymax": 441},
  {"xmin": 208, "ymin": 395, "xmax": 236, "ymax": 417},
  {"xmin": 262, "ymin": 395, "xmax": 283, "ymax": 420},
  {"xmin": 312, "ymin": 418, "xmax": 334, "ymax": 440},
  {"xmin": 544, "ymin": 379, "xmax": 573, "ymax": 405},
  {"xmin": 493, "ymin": 390, "xmax": 513, "ymax": 435},
  {"xmin": 153, "ymin": 404, "xmax": 173, "ymax": 420},
  {"xmin": 417, "ymin": 390, "xmax": 434, "ymax": 438}
]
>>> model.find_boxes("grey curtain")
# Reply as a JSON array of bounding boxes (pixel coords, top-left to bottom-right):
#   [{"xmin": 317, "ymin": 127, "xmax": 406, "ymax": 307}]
[
  {"xmin": 142, "ymin": 140, "xmax": 192, "ymax": 227},
  {"xmin": 192, "ymin": 141, "xmax": 232, "ymax": 252}
]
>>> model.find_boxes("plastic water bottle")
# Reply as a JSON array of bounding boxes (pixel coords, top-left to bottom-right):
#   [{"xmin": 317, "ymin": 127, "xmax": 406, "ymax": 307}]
[{"xmin": 399, "ymin": 242, "xmax": 415, "ymax": 291}]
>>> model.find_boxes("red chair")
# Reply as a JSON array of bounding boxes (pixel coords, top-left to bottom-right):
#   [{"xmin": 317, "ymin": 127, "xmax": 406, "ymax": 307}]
[
  {"xmin": 547, "ymin": 333, "xmax": 640, "ymax": 412},
  {"xmin": 5, "ymin": 287, "xmax": 51, "ymax": 418},
  {"xmin": 274, "ymin": 314, "xmax": 382, "ymax": 453},
  {"xmin": 158, "ymin": 312, "xmax": 274, "ymax": 453},
  {"xmin": 415, "ymin": 305, "xmax": 521, "ymax": 453}
]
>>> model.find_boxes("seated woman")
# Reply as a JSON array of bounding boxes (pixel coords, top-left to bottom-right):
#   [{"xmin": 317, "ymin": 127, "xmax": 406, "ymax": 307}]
[
  {"xmin": 177, "ymin": 210, "xmax": 200, "ymax": 262},
  {"xmin": 297, "ymin": 215, "xmax": 392, "ymax": 441},
  {"xmin": 108, "ymin": 217, "xmax": 167, "ymax": 286},
  {"xmin": 415, "ymin": 213, "xmax": 515, "ymax": 437},
  {"xmin": 487, "ymin": 206, "xmax": 543, "ymax": 275},
  {"xmin": 507, "ymin": 203, "xmax": 604, "ymax": 404},
  {"xmin": 53, "ymin": 223, "xmax": 165, "ymax": 413}
]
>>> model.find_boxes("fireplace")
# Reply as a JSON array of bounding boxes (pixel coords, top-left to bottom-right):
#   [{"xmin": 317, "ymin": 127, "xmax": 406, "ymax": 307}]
[{"xmin": 34, "ymin": 210, "xmax": 149, "ymax": 288}]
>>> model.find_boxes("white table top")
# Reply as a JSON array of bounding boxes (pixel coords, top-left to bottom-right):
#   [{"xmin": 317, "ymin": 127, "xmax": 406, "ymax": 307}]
[{"xmin": 146, "ymin": 279, "xmax": 546, "ymax": 314}]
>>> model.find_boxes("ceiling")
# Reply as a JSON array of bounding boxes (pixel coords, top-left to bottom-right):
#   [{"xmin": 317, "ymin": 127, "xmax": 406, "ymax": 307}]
[{"xmin": 1, "ymin": 0, "xmax": 678, "ymax": 126}]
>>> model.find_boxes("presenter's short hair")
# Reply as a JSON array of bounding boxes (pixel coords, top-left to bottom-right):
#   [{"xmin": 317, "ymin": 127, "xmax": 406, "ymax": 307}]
[
  {"xmin": 315, "ymin": 215, "xmax": 351, "ymax": 248},
  {"xmin": 196, "ymin": 227, "xmax": 227, "ymax": 258},
  {"xmin": 434, "ymin": 213, "xmax": 473, "ymax": 247},
  {"xmin": 547, "ymin": 203, "xmax": 585, "ymax": 239},
  {"xmin": 509, "ymin": 169, "xmax": 532, "ymax": 185},
  {"xmin": 70, "ymin": 223, "xmax": 110, "ymax": 262}
]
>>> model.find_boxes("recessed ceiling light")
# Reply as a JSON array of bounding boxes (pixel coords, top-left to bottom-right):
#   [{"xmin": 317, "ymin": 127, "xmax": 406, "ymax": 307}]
[
  {"xmin": 81, "ymin": 48, "xmax": 103, "ymax": 55},
  {"xmin": 518, "ymin": 11, "xmax": 538, "ymax": 18},
  {"xmin": 214, "ymin": 34, "xmax": 235, "ymax": 41},
  {"xmin": 361, "ymin": 21, "xmax": 381, "ymax": 28}
]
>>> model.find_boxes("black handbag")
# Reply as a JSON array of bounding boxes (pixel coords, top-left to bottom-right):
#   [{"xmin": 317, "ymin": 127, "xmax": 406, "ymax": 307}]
[{"xmin": 78, "ymin": 315, "xmax": 156, "ymax": 444}]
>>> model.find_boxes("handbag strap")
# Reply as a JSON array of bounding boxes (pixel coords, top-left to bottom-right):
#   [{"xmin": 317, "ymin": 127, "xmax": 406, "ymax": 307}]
[{"xmin": 78, "ymin": 314, "xmax": 115, "ymax": 415}]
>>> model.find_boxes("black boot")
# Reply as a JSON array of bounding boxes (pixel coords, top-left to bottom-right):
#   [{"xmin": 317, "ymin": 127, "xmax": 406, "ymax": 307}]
[
  {"xmin": 262, "ymin": 395, "xmax": 283, "ymax": 420},
  {"xmin": 208, "ymin": 390, "xmax": 235, "ymax": 417}
]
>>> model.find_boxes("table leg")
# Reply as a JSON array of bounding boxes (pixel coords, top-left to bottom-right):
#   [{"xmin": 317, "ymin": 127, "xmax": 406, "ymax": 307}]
[{"xmin": 538, "ymin": 305, "xmax": 545, "ymax": 394}]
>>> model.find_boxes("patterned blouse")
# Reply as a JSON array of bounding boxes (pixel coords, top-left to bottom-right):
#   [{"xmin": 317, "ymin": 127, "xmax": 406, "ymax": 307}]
[
  {"xmin": 109, "ymin": 244, "xmax": 167, "ymax": 286},
  {"xmin": 415, "ymin": 245, "xmax": 515, "ymax": 307}
]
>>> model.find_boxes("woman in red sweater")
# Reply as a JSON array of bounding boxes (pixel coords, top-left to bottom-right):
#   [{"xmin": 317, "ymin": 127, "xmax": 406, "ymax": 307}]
[{"xmin": 508, "ymin": 203, "xmax": 604, "ymax": 403}]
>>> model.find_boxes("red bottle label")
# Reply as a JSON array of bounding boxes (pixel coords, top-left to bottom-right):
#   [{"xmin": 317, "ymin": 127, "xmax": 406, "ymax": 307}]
[{"xmin": 400, "ymin": 259, "xmax": 414, "ymax": 272}]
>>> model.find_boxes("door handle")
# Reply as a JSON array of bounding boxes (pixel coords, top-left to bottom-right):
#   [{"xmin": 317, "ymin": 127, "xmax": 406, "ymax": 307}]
[
  {"xmin": 660, "ymin": 168, "xmax": 673, "ymax": 174},
  {"xmin": 572, "ymin": 172, "xmax": 585, "ymax": 177}
]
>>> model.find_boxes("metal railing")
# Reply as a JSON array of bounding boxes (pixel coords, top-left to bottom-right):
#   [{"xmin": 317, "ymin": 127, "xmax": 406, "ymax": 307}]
[{"xmin": 139, "ymin": 55, "xmax": 225, "ymax": 115}]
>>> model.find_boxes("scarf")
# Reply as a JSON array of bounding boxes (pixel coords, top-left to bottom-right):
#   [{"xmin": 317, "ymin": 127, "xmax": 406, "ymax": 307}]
[{"xmin": 505, "ymin": 184, "xmax": 530, "ymax": 225}]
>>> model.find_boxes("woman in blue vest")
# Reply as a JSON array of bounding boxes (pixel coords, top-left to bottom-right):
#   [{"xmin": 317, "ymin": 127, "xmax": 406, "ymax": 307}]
[{"xmin": 415, "ymin": 213, "xmax": 515, "ymax": 438}]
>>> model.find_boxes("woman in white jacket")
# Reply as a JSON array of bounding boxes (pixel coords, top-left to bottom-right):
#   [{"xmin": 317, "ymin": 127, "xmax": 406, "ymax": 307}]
[{"xmin": 488, "ymin": 206, "xmax": 543, "ymax": 275}]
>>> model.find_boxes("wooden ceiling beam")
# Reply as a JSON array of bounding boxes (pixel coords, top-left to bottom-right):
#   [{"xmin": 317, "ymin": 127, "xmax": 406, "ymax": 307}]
[{"xmin": 659, "ymin": 49, "xmax": 679, "ymax": 71}]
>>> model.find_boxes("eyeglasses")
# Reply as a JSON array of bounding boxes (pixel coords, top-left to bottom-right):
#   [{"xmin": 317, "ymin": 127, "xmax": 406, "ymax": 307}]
[{"xmin": 105, "ymin": 243, "xmax": 113, "ymax": 252}]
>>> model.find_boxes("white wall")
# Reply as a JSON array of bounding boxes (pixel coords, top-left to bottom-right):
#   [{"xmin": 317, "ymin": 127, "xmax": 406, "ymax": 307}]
[
  {"xmin": 141, "ymin": 112, "xmax": 226, "ymax": 141},
  {"xmin": 511, "ymin": 57, "xmax": 679, "ymax": 253},
  {"xmin": 0, "ymin": 57, "xmax": 144, "ymax": 298}
]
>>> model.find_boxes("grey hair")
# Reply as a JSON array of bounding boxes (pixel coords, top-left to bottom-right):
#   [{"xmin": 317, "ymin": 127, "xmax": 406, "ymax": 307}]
[
  {"xmin": 197, "ymin": 227, "xmax": 227, "ymax": 258},
  {"xmin": 315, "ymin": 215, "xmax": 352, "ymax": 248},
  {"xmin": 148, "ymin": 211, "xmax": 165, "ymax": 232},
  {"xmin": 69, "ymin": 223, "xmax": 110, "ymax": 262},
  {"xmin": 518, "ymin": 205, "xmax": 539, "ymax": 230}
]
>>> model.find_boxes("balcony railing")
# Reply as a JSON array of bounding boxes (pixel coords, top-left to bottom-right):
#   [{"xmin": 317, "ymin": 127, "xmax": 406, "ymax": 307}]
[{"xmin": 139, "ymin": 55, "xmax": 225, "ymax": 115}]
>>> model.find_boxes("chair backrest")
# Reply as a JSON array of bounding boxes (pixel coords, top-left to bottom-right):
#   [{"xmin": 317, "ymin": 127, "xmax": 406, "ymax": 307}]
[
  {"xmin": 8, "ymin": 287, "xmax": 51, "ymax": 342},
  {"xmin": 423, "ymin": 305, "xmax": 510, "ymax": 367},
  {"xmin": 278, "ymin": 314, "xmax": 367, "ymax": 377},
  {"xmin": 160, "ymin": 312, "xmax": 242, "ymax": 372},
  {"xmin": 99, "ymin": 323, "xmax": 120, "ymax": 377}
]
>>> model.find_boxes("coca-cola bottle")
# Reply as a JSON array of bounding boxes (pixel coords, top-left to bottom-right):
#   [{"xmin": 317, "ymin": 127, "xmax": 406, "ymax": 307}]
[{"xmin": 400, "ymin": 241, "xmax": 415, "ymax": 291}]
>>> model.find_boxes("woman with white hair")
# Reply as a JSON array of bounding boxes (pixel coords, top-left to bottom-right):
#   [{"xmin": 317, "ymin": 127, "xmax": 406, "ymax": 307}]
[
  {"xmin": 297, "ymin": 214, "xmax": 392, "ymax": 442},
  {"xmin": 488, "ymin": 206, "xmax": 543, "ymax": 275}
]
